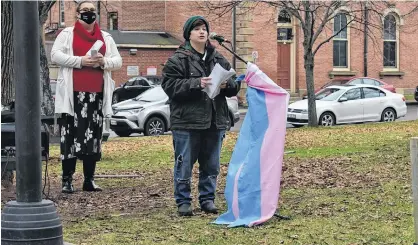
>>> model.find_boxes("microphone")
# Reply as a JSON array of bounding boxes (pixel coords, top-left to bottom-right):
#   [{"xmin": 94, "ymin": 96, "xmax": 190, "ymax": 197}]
[{"xmin": 209, "ymin": 32, "xmax": 231, "ymax": 43}]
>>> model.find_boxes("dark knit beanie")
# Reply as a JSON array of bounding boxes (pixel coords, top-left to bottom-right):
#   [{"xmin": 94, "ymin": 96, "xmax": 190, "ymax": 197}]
[{"xmin": 183, "ymin": 16, "xmax": 210, "ymax": 41}]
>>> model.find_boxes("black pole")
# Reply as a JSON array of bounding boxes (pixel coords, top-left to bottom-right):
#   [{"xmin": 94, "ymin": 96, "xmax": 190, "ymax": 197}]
[
  {"xmin": 363, "ymin": 2, "xmax": 369, "ymax": 77},
  {"xmin": 14, "ymin": 1, "xmax": 42, "ymax": 203},
  {"xmin": 1, "ymin": 1, "xmax": 63, "ymax": 244},
  {"xmin": 218, "ymin": 41, "xmax": 248, "ymax": 65},
  {"xmin": 97, "ymin": 0, "xmax": 101, "ymax": 27},
  {"xmin": 232, "ymin": 5, "xmax": 237, "ymax": 69}
]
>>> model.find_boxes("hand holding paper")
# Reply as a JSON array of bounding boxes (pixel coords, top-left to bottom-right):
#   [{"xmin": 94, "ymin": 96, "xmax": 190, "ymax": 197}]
[
  {"xmin": 219, "ymin": 81, "xmax": 227, "ymax": 89},
  {"xmin": 200, "ymin": 77, "xmax": 212, "ymax": 88},
  {"xmin": 86, "ymin": 40, "xmax": 104, "ymax": 57},
  {"xmin": 202, "ymin": 63, "xmax": 236, "ymax": 99},
  {"xmin": 86, "ymin": 40, "xmax": 104, "ymax": 68}
]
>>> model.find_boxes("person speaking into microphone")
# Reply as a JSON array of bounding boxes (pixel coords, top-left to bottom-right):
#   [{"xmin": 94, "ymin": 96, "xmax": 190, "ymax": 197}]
[{"xmin": 162, "ymin": 16, "xmax": 240, "ymax": 216}]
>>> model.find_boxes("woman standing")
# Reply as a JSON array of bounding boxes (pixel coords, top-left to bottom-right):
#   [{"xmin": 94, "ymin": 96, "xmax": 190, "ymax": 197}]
[{"xmin": 51, "ymin": 0, "xmax": 122, "ymax": 193}]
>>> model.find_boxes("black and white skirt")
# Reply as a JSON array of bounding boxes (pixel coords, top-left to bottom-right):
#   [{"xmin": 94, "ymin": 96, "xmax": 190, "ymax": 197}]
[{"xmin": 59, "ymin": 92, "xmax": 103, "ymax": 161}]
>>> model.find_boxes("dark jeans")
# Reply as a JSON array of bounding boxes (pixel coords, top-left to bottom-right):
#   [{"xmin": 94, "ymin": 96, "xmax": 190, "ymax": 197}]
[{"xmin": 172, "ymin": 128, "xmax": 225, "ymax": 206}]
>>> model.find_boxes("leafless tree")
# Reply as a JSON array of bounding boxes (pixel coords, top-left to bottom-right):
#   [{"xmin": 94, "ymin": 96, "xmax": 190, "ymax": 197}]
[
  {"xmin": 1, "ymin": 1, "xmax": 56, "ymax": 187},
  {"xmin": 199, "ymin": 1, "xmax": 418, "ymax": 126},
  {"xmin": 1, "ymin": 1, "xmax": 56, "ymax": 117}
]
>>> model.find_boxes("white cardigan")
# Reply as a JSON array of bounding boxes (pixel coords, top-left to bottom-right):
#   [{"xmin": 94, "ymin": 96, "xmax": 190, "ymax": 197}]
[{"xmin": 51, "ymin": 27, "xmax": 122, "ymax": 117}]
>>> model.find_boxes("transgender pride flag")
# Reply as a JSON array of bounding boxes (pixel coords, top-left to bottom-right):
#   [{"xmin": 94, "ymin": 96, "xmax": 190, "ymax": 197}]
[{"xmin": 214, "ymin": 62, "xmax": 289, "ymax": 227}]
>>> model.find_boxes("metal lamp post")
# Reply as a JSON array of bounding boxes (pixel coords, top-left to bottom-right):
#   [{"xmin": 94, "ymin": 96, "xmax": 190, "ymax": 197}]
[{"xmin": 1, "ymin": 1, "xmax": 63, "ymax": 244}]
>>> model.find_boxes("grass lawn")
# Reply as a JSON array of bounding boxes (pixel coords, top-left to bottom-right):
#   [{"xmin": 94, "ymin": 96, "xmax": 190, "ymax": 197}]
[
  {"xmin": 404, "ymin": 94, "xmax": 415, "ymax": 102},
  {"xmin": 2, "ymin": 121, "xmax": 418, "ymax": 244}
]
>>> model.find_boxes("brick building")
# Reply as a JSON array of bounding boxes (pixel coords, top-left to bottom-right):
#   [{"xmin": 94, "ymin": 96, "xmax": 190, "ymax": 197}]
[{"xmin": 46, "ymin": 1, "xmax": 418, "ymax": 96}]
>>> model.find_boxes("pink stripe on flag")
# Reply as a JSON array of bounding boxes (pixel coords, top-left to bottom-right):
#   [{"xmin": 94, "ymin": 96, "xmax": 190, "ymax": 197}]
[
  {"xmin": 249, "ymin": 92, "xmax": 288, "ymax": 226},
  {"xmin": 232, "ymin": 164, "xmax": 244, "ymax": 219}
]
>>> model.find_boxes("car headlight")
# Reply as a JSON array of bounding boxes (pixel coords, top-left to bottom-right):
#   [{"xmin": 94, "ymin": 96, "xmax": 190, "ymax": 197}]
[
  {"xmin": 131, "ymin": 108, "xmax": 144, "ymax": 114},
  {"xmin": 113, "ymin": 107, "xmax": 144, "ymax": 114},
  {"xmin": 301, "ymin": 109, "xmax": 308, "ymax": 114}
]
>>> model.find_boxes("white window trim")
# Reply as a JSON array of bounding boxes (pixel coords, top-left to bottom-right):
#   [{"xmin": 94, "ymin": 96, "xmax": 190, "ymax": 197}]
[
  {"xmin": 382, "ymin": 12, "xmax": 401, "ymax": 71},
  {"xmin": 59, "ymin": 0, "xmax": 65, "ymax": 27},
  {"xmin": 275, "ymin": 12, "xmax": 297, "ymax": 92},
  {"xmin": 332, "ymin": 11, "xmax": 351, "ymax": 71},
  {"xmin": 276, "ymin": 9, "xmax": 293, "ymax": 44},
  {"xmin": 108, "ymin": 12, "xmax": 118, "ymax": 30}
]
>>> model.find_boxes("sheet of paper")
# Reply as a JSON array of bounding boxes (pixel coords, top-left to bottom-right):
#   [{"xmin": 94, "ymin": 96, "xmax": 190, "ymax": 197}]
[
  {"xmin": 86, "ymin": 40, "xmax": 104, "ymax": 68},
  {"xmin": 86, "ymin": 40, "xmax": 104, "ymax": 57},
  {"xmin": 203, "ymin": 63, "xmax": 236, "ymax": 99}
]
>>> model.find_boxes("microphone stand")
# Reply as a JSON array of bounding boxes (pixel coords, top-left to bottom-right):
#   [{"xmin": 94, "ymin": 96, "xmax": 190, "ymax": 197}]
[{"xmin": 215, "ymin": 40, "xmax": 248, "ymax": 65}]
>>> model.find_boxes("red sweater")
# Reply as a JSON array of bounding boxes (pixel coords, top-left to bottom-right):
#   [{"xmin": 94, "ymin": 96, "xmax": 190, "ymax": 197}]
[{"xmin": 72, "ymin": 21, "xmax": 106, "ymax": 92}]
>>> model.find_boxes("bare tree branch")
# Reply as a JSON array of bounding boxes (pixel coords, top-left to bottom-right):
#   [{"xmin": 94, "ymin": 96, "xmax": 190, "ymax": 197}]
[
  {"xmin": 197, "ymin": 0, "xmax": 418, "ymax": 126},
  {"xmin": 313, "ymin": 17, "xmax": 355, "ymax": 55}
]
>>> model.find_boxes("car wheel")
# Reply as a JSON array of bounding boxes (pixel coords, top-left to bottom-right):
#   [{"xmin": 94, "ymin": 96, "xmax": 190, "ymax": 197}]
[
  {"xmin": 112, "ymin": 94, "xmax": 119, "ymax": 104},
  {"xmin": 292, "ymin": 124, "xmax": 304, "ymax": 128},
  {"xmin": 381, "ymin": 108, "xmax": 396, "ymax": 122},
  {"xmin": 319, "ymin": 112, "xmax": 335, "ymax": 127},
  {"xmin": 114, "ymin": 130, "xmax": 132, "ymax": 137},
  {"xmin": 144, "ymin": 117, "xmax": 165, "ymax": 136}
]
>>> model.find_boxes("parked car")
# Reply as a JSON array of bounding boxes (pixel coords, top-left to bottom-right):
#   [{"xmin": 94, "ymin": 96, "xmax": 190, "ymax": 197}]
[
  {"xmin": 112, "ymin": 76, "xmax": 163, "ymax": 104},
  {"xmin": 288, "ymin": 84, "xmax": 407, "ymax": 127},
  {"xmin": 110, "ymin": 86, "xmax": 240, "ymax": 137},
  {"xmin": 415, "ymin": 86, "xmax": 418, "ymax": 102},
  {"xmin": 303, "ymin": 77, "xmax": 396, "ymax": 98}
]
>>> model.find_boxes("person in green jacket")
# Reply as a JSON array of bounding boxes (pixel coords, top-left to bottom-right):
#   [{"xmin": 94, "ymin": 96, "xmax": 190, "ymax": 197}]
[{"xmin": 162, "ymin": 16, "xmax": 240, "ymax": 216}]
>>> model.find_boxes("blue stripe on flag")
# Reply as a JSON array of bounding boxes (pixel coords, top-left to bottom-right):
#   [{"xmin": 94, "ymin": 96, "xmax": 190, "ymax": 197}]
[{"xmin": 214, "ymin": 87, "xmax": 269, "ymax": 227}]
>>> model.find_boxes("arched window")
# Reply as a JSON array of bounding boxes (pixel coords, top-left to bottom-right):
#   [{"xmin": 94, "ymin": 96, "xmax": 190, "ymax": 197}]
[
  {"xmin": 277, "ymin": 10, "xmax": 292, "ymax": 41},
  {"xmin": 278, "ymin": 10, "xmax": 291, "ymax": 24},
  {"xmin": 383, "ymin": 14, "xmax": 397, "ymax": 68},
  {"xmin": 333, "ymin": 13, "xmax": 348, "ymax": 68}
]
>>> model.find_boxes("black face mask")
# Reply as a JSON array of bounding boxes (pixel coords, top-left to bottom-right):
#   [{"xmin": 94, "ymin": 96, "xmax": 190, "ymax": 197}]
[{"xmin": 80, "ymin": 11, "xmax": 96, "ymax": 24}]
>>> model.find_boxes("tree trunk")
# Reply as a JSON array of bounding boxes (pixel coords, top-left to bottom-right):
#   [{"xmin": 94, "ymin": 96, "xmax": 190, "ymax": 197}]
[
  {"xmin": 39, "ymin": 30, "xmax": 54, "ymax": 116},
  {"xmin": 39, "ymin": 1, "xmax": 55, "ymax": 116},
  {"xmin": 1, "ymin": 1, "xmax": 14, "ymax": 106},
  {"xmin": 304, "ymin": 52, "xmax": 318, "ymax": 127},
  {"xmin": 302, "ymin": 2, "xmax": 318, "ymax": 127}
]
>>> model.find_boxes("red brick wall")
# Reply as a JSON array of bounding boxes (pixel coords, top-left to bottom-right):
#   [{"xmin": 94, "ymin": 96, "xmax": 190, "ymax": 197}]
[
  {"xmin": 112, "ymin": 49, "xmax": 176, "ymax": 86},
  {"xmin": 165, "ymin": 1, "xmax": 234, "ymax": 63},
  {"xmin": 296, "ymin": 2, "xmax": 418, "ymax": 92},
  {"xmin": 46, "ymin": 1, "xmax": 418, "ymax": 93},
  {"xmin": 249, "ymin": 5, "xmax": 277, "ymax": 82},
  {"xmin": 120, "ymin": 1, "xmax": 165, "ymax": 31}
]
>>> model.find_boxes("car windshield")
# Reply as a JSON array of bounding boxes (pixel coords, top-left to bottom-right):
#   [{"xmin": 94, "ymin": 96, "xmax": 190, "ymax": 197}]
[
  {"xmin": 145, "ymin": 77, "xmax": 162, "ymax": 85},
  {"xmin": 315, "ymin": 88, "xmax": 345, "ymax": 101},
  {"xmin": 323, "ymin": 80, "xmax": 349, "ymax": 87},
  {"xmin": 134, "ymin": 86, "xmax": 167, "ymax": 102}
]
